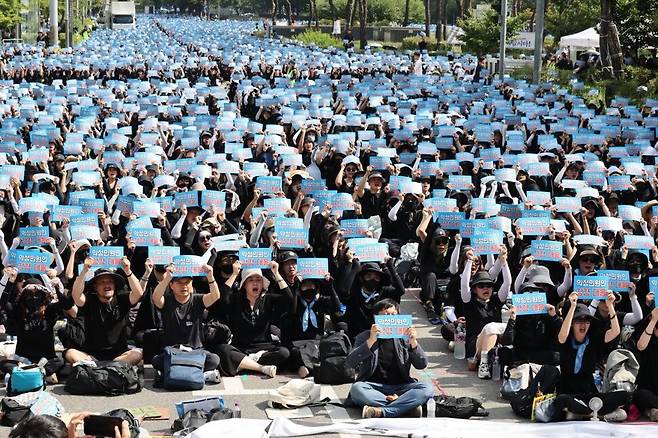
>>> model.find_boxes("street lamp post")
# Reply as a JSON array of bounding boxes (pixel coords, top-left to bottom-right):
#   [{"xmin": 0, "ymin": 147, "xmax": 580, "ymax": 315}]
[
  {"xmin": 498, "ymin": 0, "xmax": 507, "ymax": 79},
  {"xmin": 532, "ymin": 0, "xmax": 545, "ymax": 84},
  {"xmin": 49, "ymin": 0, "xmax": 58, "ymax": 47}
]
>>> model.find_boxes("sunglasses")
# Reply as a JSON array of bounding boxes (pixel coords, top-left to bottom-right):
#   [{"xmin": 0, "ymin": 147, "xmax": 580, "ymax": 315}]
[
  {"xmin": 581, "ymin": 256, "xmax": 598, "ymax": 263},
  {"xmin": 199, "ymin": 235, "xmax": 212, "ymax": 241},
  {"xmin": 434, "ymin": 238, "xmax": 449, "ymax": 245},
  {"xmin": 476, "ymin": 283, "xmax": 494, "ymax": 289}
]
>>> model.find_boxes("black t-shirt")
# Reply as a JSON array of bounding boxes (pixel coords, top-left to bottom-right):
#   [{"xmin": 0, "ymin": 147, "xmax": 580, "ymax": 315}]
[
  {"xmin": 463, "ymin": 294, "xmax": 503, "ymax": 343},
  {"xmin": 369, "ymin": 339, "xmax": 407, "ymax": 385},
  {"xmin": 359, "ymin": 190, "xmax": 389, "ymax": 220},
  {"xmin": 161, "ymin": 293, "xmax": 206, "ymax": 349},
  {"xmin": 82, "ymin": 292, "xmax": 133, "ymax": 354},
  {"xmin": 558, "ymin": 328, "xmax": 605, "ymax": 394},
  {"xmin": 637, "ymin": 336, "xmax": 658, "ymax": 393},
  {"xmin": 15, "ymin": 300, "xmax": 71, "ymax": 362}
]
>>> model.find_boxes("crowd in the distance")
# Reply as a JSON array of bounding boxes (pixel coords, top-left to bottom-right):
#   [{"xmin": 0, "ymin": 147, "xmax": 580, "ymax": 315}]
[{"xmin": 0, "ymin": 15, "xmax": 656, "ymax": 430}]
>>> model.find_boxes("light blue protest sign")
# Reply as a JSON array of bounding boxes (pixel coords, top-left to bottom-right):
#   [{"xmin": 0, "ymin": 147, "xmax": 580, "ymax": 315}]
[
  {"xmin": 341, "ymin": 219, "xmax": 370, "ymax": 238},
  {"xmin": 15, "ymin": 250, "xmax": 53, "ymax": 274},
  {"xmin": 172, "ymin": 255, "xmax": 206, "ymax": 277},
  {"xmin": 512, "ymin": 292, "xmax": 548, "ymax": 316},
  {"xmin": 79, "ymin": 198, "xmax": 105, "ymax": 214},
  {"xmin": 256, "ymin": 176, "xmax": 282, "ymax": 194},
  {"xmin": 201, "ymin": 191, "xmax": 226, "ymax": 211},
  {"xmin": 51, "ymin": 205, "xmax": 83, "ymax": 222},
  {"xmin": 598, "ymin": 270, "xmax": 631, "ymax": 292},
  {"xmin": 174, "ymin": 191, "xmax": 200, "ymax": 208},
  {"xmin": 608, "ymin": 175, "xmax": 632, "ymax": 191},
  {"xmin": 238, "ymin": 247, "xmax": 272, "ymax": 269},
  {"xmin": 70, "ymin": 213, "xmax": 98, "ymax": 227},
  {"xmin": 574, "ymin": 275, "xmax": 609, "ymax": 300},
  {"xmin": 530, "ymin": 240, "xmax": 563, "ymax": 261},
  {"xmin": 264, "ymin": 197, "xmax": 292, "ymax": 216},
  {"xmin": 555, "ymin": 197, "xmax": 581, "ymax": 213},
  {"xmin": 148, "ymin": 246, "xmax": 180, "ymax": 266},
  {"xmin": 471, "ymin": 233, "xmax": 503, "ymax": 255},
  {"xmin": 374, "ymin": 315, "xmax": 412, "ymax": 339},
  {"xmin": 301, "ymin": 179, "xmax": 326, "ymax": 192},
  {"xmin": 89, "ymin": 246, "xmax": 124, "ymax": 269},
  {"xmin": 459, "ymin": 219, "xmax": 489, "ymax": 238},
  {"xmin": 448, "ymin": 175, "xmax": 473, "ymax": 191},
  {"xmin": 332, "ymin": 192, "xmax": 355, "ymax": 212},
  {"xmin": 650, "ymin": 278, "xmax": 658, "ymax": 307},
  {"xmin": 624, "ymin": 235, "xmax": 654, "ymax": 250},
  {"xmin": 527, "ymin": 164, "xmax": 551, "ymax": 178},
  {"xmin": 69, "ymin": 225, "xmax": 100, "ymax": 241},
  {"xmin": 297, "ymin": 258, "xmax": 329, "ymax": 279},
  {"xmin": 132, "ymin": 200, "xmax": 161, "ymax": 217},
  {"xmin": 18, "ymin": 227, "xmax": 50, "ymax": 246},
  {"xmin": 129, "ymin": 228, "xmax": 161, "ymax": 247},
  {"xmin": 277, "ymin": 228, "xmax": 308, "ymax": 249},
  {"xmin": 516, "ymin": 217, "xmax": 551, "ymax": 236},
  {"xmin": 352, "ymin": 242, "xmax": 388, "ymax": 262}
]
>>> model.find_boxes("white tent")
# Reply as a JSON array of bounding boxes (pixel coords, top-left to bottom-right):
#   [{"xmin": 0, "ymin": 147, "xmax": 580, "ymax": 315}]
[{"xmin": 559, "ymin": 27, "xmax": 600, "ymax": 61}]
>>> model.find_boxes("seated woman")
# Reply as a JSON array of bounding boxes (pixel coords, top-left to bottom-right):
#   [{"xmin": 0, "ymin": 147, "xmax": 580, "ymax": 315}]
[
  {"xmin": 283, "ymin": 275, "xmax": 342, "ymax": 378},
  {"xmin": 460, "ymin": 246, "xmax": 512, "ymax": 379},
  {"xmin": 554, "ymin": 292, "xmax": 631, "ymax": 421},
  {"xmin": 633, "ymin": 307, "xmax": 658, "ymax": 421},
  {"xmin": 7, "ymin": 278, "xmax": 76, "ymax": 383},
  {"xmin": 212, "ymin": 260, "xmax": 292, "ymax": 378}
]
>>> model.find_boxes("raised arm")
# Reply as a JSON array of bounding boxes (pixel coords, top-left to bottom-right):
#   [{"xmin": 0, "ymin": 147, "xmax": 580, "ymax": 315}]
[
  {"xmin": 72, "ymin": 257, "xmax": 94, "ymax": 308},
  {"xmin": 448, "ymin": 234, "xmax": 462, "ymax": 274},
  {"xmin": 603, "ymin": 292, "xmax": 621, "ymax": 344},
  {"xmin": 638, "ymin": 308, "xmax": 658, "ymax": 352},
  {"xmin": 461, "ymin": 257, "xmax": 474, "ymax": 303},
  {"xmin": 121, "ymin": 257, "xmax": 143, "ymax": 306},
  {"xmin": 558, "ymin": 292, "xmax": 578, "ymax": 344},
  {"xmin": 152, "ymin": 264, "xmax": 172, "ymax": 309}
]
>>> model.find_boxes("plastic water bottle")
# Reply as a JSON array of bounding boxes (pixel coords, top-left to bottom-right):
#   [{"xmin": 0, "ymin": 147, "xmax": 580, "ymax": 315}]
[
  {"xmin": 593, "ymin": 370, "xmax": 603, "ymax": 393},
  {"xmin": 233, "ymin": 402, "xmax": 241, "ymax": 418},
  {"xmin": 454, "ymin": 324, "xmax": 466, "ymax": 360},
  {"xmin": 492, "ymin": 350, "xmax": 501, "ymax": 381},
  {"xmin": 426, "ymin": 397, "xmax": 436, "ymax": 418}
]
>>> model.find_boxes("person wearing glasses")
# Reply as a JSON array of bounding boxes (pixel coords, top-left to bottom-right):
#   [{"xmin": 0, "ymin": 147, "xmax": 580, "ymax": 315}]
[
  {"xmin": 553, "ymin": 292, "xmax": 629, "ymax": 421},
  {"xmin": 460, "ymin": 246, "xmax": 512, "ymax": 379}
]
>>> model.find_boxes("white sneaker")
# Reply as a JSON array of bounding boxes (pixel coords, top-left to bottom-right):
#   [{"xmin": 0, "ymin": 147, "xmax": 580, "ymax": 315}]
[
  {"xmin": 478, "ymin": 362, "xmax": 491, "ymax": 379},
  {"xmin": 248, "ymin": 350, "xmax": 266, "ymax": 362},
  {"xmin": 262, "ymin": 365, "xmax": 277, "ymax": 378},
  {"xmin": 448, "ymin": 341, "xmax": 455, "ymax": 352},
  {"xmin": 204, "ymin": 370, "xmax": 221, "ymax": 384},
  {"xmin": 603, "ymin": 408, "xmax": 627, "ymax": 423}
]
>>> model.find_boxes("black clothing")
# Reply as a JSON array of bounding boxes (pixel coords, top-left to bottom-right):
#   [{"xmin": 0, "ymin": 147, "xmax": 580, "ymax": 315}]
[
  {"xmin": 82, "ymin": 292, "xmax": 133, "ymax": 355},
  {"xmin": 161, "ymin": 293, "xmax": 206, "ymax": 349},
  {"xmin": 369, "ymin": 339, "xmax": 407, "ymax": 385}
]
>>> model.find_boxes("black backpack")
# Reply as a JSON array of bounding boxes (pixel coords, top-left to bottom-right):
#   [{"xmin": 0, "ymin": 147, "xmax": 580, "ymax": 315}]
[
  {"xmin": 65, "ymin": 361, "xmax": 142, "ymax": 396},
  {"xmin": 427, "ymin": 395, "xmax": 488, "ymax": 419},
  {"xmin": 171, "ymin": 407, "xmax": 236, "ymax": 436},
  {"xmin": 314, "ymin": 331, "xmax": 355, "ymax": 385},
  {"xmin": 104, "ymin": 408, "xmax": 140, "ymax": 438}
]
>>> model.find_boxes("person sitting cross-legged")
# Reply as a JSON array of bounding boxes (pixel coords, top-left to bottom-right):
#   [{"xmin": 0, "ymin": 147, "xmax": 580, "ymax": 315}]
[{"xmin": 346, "ymin": 299, "xmax": 433, "ymax": 418}]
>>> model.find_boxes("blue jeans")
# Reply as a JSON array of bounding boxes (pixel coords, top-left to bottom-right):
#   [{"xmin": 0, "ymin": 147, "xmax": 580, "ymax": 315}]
[{"xmin": 349, "ymin": 381, "xmax": 434, "ymax": 417}]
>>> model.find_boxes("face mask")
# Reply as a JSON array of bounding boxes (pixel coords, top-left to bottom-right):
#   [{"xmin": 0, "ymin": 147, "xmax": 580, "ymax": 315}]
[
  {"xmin": 629, "ymin": 264, "xmax": 643, "ymax": 275},
  {"xmin": 362, "ymin": 279, "xmax": 380, "ymax": 291},
  {"xmin": 220, "ymin": 265, "xmax": 233, "ymax": 275},
  {"xmin": 301, "ymin": 288, "xmax": 317, "ymax": 300}
]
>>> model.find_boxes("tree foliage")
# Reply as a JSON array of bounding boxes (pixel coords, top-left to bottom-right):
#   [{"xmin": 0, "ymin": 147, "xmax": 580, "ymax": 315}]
[
  {"xmin": 612, "ymin": 0, "xmax": 658, "ymax": 55},
  {"xmin": 544, "ymin": 0, "xmax": 599, "ymax": 41},
  {"xmin": 0, "ymin": 0, "xmax": 21, "ymax": 30},
  {"xmin": 457, "ymin": 8, "xmax": 530, "ymax": 55}
]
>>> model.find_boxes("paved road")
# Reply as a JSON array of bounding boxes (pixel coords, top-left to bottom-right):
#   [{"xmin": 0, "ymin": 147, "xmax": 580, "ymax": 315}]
[{"xmin": 0, "ymin": 289, "xmax": 517, "ymax": 437}]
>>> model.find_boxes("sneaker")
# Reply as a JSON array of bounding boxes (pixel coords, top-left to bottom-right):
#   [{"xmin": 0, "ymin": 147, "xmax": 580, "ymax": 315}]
[
  {"xmin": 248, "ymin": 350, "xmax": 266, "ymax": 362},
  {"xmin": 297, "ymin": 366, "xmax": 310, "ymax": 379},
  {"xmin": 478, "ymin": 362, "xmax": 491, "ymax": 379},
  {"xmin": 409, "ymin": 405, "xmax": 422, "ymax": 418},
  {"xmin": 448, "ymin": 341, "xmax": 455, "ymax": 352},
  {"xmin": 648, "ymin": 408, "xmax": 658, "ymax": 422},
  {"xmin": 362, "ymin": 405, "xmax": 383, "ymax": 419},
  {"xmin": 262, "ymin": 365, "xmax": 277, "ymax": 378},
  {"xmin": 45, "ymin": 373, "xmax": 58, "ymax": 385},
  {"xmin": 424, "ymin": 301, "xmax": 440, "ymax": 325},
  {"xmin": 603, "ymin": 407, "xmax": 627, "ymax": 423},
  {"xmin": 204, "ymin": 370, "xmax": 221, "ymax": 384}
]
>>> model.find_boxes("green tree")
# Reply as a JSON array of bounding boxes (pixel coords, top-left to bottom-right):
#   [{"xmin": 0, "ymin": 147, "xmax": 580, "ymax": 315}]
[
  {"xmin": 545, "ymin": 0, "xmax": 599, "ymax": 41},
  {"xmin": 0, "ymin": 0, "xmax": 21, "ymax": 30},
  {"xmin": 457, "ymin": 8, "xmax": 530, "ymax": 55},
  {"xmin": 612, "ymin": 0, "xmax": 658, "ymax": 55}
]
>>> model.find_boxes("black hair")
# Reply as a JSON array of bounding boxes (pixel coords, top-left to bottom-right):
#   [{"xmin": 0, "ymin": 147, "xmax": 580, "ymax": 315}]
[
  {"xmin": 9, "ymin": 415, "xmax": 67, "ymax": 438},
  {"xmin": 372, "ymin": 298, "xmax": 400, "ymax": 315}
]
